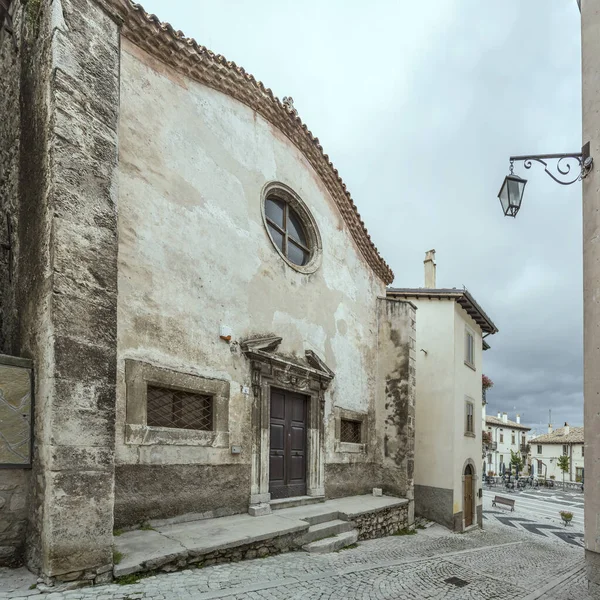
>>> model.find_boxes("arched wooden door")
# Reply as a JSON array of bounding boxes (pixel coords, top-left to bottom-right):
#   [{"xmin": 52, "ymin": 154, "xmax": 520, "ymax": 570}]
[{"xmin": 464, "ymin": 464, "xmax": 474, "ymax": 527}]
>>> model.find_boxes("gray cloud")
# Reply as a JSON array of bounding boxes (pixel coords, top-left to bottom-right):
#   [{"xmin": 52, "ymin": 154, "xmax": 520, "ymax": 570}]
[{"xmin": 139, "ymin": 0, "xmax": 584, "ymax": 428}]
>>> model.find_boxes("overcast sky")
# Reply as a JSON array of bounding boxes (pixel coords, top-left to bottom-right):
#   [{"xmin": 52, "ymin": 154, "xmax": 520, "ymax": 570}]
[{"xmin": 139, "ymin": 1, "xmax": 583, "ymax": 430}]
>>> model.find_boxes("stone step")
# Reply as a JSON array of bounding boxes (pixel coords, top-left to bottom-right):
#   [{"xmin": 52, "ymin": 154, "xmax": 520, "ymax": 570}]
[
  {"xmin": 269, "ymin": 495, "xmax": 325, "ymax": 511},
  {"xmin": 302, "ymin": 530, "xmax": 358, "ymax": 554},
  {"xmin": 300, "ymin": 519, "xmax": 355, "ymax": 544}
]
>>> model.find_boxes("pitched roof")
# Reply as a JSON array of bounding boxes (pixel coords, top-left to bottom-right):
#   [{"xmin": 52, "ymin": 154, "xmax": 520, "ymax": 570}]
[
  {"xmin": 486, "ymin": 415, "xmax": 531, "ymax": 431},
  {"xmin": 529, "ymin": 426, "xmax": 584, "ymax": 445},
  {"xmin": 386, "ymin": 288, "xmax": 498, "ymax": 334},
  {"xmin": 102, "ymin": 0, "xmax": 394, "ymax": 285}
]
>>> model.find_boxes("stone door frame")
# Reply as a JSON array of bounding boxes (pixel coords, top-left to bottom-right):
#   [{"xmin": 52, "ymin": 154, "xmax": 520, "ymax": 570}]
[{"xmin": 242, "ymin": 337, "xmax": 334, "ymax": 513}]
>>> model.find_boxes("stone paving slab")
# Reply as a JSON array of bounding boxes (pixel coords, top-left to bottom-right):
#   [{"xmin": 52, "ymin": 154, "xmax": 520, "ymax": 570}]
[{"xmin": 115, "ymin": 513, "xmax": 309, "ymax": 577}]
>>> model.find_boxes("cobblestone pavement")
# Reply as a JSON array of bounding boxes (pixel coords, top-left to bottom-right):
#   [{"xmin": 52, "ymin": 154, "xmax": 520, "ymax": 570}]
[{"xmin": 1, "ymin": 519, "xmax": 594, "ymax": 599}]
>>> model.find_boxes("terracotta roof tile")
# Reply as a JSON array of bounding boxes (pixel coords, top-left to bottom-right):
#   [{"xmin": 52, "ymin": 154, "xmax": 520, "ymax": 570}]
[
  {"xmin": 485, "ymin": 415, "xmax": 530, "ymax": 431},
  {"xmin": 529, "ymin": 426, "xmax": 584, "ymax": 445},
  {"xmin": 104, "ymin": 0, "xmax": 394, "ymax": 284}
]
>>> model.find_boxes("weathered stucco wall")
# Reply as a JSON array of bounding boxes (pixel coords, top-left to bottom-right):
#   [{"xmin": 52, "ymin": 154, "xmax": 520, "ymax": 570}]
[
  {"xmin": 373, "ymin": 299, "xmax": 416, "ymax": 514},
  {"xmin": 452, "ymin": 303, "xmax": 483, "ymax": 528},
  {"xmin": 116, "ymin": 41, "xmax": 391, "ymax": 524}
]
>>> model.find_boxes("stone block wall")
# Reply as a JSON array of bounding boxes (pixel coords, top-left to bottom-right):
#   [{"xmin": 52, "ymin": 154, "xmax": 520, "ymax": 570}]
[
  {"xmin": 0, "ymin": 470, "xmax": 29, "ymax": 566},
  {"xmin": 0, "ymin": 0, "xmax": 30, "ymax": 569},
  {"xmin": 353, "ymin": 504, "xmax": 409, "ymax": 541}
]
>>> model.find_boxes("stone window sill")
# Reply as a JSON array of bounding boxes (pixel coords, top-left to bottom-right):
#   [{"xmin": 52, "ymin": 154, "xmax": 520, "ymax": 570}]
[
  {"xmin": 464, "ymin": 361, "xmax": 476, "ymax": 371},
  {"xmin": 125, "ymin": 424, "xmax": 230, "ymax": 447},
  {"xmin": 464, "ymin": 431, "xmax": 476, "ymax": 438},
  {"xmin": 335, "ymin": 442, "xmax": 366, "ymax": 454}
]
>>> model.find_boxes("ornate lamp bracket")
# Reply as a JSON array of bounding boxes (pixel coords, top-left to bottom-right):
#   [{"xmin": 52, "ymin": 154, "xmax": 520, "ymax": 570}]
[{"xmin": 509, "ymin": 142, "xmax": 593, "ymax": 186}]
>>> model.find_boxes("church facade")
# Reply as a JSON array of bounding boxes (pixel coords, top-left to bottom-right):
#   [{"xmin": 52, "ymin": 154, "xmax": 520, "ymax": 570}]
[{"xmin": 0, "ymin": 0, "xmax": 416, "ymax": 582}]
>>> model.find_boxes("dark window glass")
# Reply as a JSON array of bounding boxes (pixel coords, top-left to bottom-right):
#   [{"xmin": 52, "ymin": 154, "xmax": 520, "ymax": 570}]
[
  {"xmin": 287, "ymin": 210, "xmax": 307, "ymax": 246},
  {"xmin": 267, "ymin": 224, "xmax": 284, "ymax": 251},
  {"xmin": 147, "ymin": 386, "xmax": 213, "ymax": 431},
  {"xmin": 265, "ymin": 198, "xmax": 284, "ymax": 228},
  {"xmin": 288, "ymin": 241, "xmax": 308, "ymax": 266},
  {"xmin": 340, "ymin": 419, "xmax": 362, "ymax": 444},
  {"xmin": 265, "ymin": 194, "xmax": 311, "ymax": 266}
]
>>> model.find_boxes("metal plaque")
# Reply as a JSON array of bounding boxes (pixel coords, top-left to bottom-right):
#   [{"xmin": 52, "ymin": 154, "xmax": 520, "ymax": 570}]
[{"xmin": 0, "ymin": 357, "xmax": 33, "ymax": 468}]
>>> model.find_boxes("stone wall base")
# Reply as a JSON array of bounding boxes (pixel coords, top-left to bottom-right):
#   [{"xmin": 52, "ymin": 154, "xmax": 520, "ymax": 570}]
[{"xmin": 354, "ymin": 505, "xmax": 409, "ymax": 540}]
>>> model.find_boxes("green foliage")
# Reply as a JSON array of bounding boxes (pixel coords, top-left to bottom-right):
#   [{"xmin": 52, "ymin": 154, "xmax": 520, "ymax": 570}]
[
  {"xmin": 392, "ymin": 528, "xmax": 417, "ymax": 536},
  {"xmin": 116, "ymin": 574, "xmax": 141, "ymax": 586},
  {"xmin": 113, "ymin": 550, "xmax": 124, "ymax": 565},
  {"xmin": 139, "ymin": 523, "xmax": 155, "ymax": 531},
  {"xmin": 113, "ymin": 529, "xmax": 124, "ymax": 537},
  {"xmin": 26, "ymin": 0, "xmax": 42, "ymax": 30},
  {"xmin": 558, "ymin": 454, "xmax": 570, "ymax": 474},
  {"xmin": 510, "ymin": 449, "xmax": 524, "ymax": 471},
  {"xmin": 28, "ymin": 584, "xmax": 37, "ymax": 590}
]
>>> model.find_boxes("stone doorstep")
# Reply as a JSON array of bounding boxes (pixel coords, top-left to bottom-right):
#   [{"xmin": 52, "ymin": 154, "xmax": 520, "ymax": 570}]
[
  {"xmin": 302, "ymin": 530, "xmax": 359, "ymax": 553},
  {"xmin": 113, "ymin": 513, "xmax": 309, "ymax": 578},
  {"xmin": 113, "ymin": 494, "xmax": 409, "ymax": 578}
]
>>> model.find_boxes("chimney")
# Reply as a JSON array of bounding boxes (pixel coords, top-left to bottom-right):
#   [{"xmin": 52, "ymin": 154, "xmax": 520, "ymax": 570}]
[
  {"xmin": 516, "ymin": 414, "xmax": 521, "ymax": 424},
  {"xmin": 424, "ymin": 249, "xmax": 436, "ymax": 288},
  {"xmin": 502, "ymin": 412, "xmax": 508, "ymax": 423},
  {"xmin": 497, "ymin": 412, "xmax": 501, "ymax": 419},
  {"xmin": 564, "ymin": 422, "xmax": 570, "ymax": 436},
  {"xmin": 548, "ymin": 423, "xmax": 553, "ymax": 434}
]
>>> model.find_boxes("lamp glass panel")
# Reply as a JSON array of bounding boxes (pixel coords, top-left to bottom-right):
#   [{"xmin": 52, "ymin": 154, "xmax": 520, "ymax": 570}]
[
  {"xmin": 498, "ymin": 178, "xmax": 510, "ymax": 214},
  {"xmin": 507, "ymin": 177, "xmax": 524, "ymax": 209}
]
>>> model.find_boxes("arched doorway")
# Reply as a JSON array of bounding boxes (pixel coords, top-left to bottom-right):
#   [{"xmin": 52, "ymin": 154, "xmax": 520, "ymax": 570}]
[{"xmin": 464, "ymin": 464, "xmax": 474, "ymax": 527}]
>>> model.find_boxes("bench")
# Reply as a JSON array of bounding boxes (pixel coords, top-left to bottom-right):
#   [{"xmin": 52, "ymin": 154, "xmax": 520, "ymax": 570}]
[{"xmin": 492, "ymin": 496, "xmax": 515, "ymax": 511}]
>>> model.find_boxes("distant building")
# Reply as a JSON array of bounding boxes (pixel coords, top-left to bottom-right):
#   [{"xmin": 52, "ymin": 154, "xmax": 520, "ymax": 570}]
[
  {"xmin": 529, "ymin": 423, "xmax": 584, "ymax": 482},
  {"xmin": 484, "ymin": 413, "xmax": 530, "ymax": 475},
  {"xmin": 388, "ymin": 250, "xmax": 498, "ymax": 532}
]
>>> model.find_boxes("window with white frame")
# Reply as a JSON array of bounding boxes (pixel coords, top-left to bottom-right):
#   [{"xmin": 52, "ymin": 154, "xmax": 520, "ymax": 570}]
[
  {"xmin": 563, "ymin": 445, "xmax": 568, "ymax": 456},
  {"xmin": 465, "ymin": 328, "xmax": 475, "ymax": 367},
  {"xmin": 537, "ymin": 445, "xmax": 542, "ymax": 454}
]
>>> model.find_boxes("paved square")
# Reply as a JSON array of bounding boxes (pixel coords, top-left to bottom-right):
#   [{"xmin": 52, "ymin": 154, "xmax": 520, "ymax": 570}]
[{"xmin": 1, "ymin": 505, "xmax": 594, "ymax": 600}]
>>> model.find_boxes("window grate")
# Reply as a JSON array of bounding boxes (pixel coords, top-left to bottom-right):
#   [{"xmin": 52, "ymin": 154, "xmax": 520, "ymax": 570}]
[
  {"xmin": 147, "ymin": 385, "xmax": 213, "ymax": 431},
  {"xmin": 340, "ymin": 419, "xmax": 362, "ymax": 444}
]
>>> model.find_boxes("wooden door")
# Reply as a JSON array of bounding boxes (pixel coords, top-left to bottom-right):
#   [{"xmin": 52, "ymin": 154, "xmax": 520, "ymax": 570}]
[
  {"xmin": 464, "ymin": 465, "xmax": 473, "ymax": 527},
  {"xmin": 269, "ymin": 389, "xmax": 307, "ymax": 499}
]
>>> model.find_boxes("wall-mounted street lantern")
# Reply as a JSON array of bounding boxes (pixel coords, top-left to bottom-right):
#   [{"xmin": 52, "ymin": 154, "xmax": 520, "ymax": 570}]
[{"xmin": 498, "ymin": 142, "xmax": 593, "ymax": 218}]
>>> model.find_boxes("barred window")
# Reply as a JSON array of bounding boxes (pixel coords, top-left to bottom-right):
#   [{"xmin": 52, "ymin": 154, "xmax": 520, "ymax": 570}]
[
  {"xmin": 340, "ymin": 419, "xmax": 362, "ymax": 444},
  {"xmin": 147, "ymin": 385, "xmax": 213, "ymax": 431}
]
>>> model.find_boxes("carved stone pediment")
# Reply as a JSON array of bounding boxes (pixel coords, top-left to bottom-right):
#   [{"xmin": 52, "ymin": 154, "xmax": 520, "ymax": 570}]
[
  {"xmin": 240, "ymin": 336, "xmax": 282, "ymax": 353},
  {"xmin": 241, "ymin": 337, "xmax": 334, "ymax": 397}
]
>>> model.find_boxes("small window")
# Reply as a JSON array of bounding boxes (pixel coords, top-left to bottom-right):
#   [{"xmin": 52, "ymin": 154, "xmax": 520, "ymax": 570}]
[
  {"xmin": 465, "ymin": 401, "xmax": 474, "ymax": 434},
  {"xmin": 499, "ymin": 454, "xmax": 504, "ymax": 464},
  {"xmin": 465, "ymin": 329, "xmax": 475, "ymax": 367},
  {"xmin": 340, "ymin": 419, "xmax": 362, "ymax": 444},
  {"xmin": 147, "ymin": 385, "xmax": 213, "ymax": 431},
  {"xmin": 562, "ymin": 445, "xmax": 568, "ymax": 456},
  {"xmin": 511, "ymin": 434, "xmax": 515, "ymax": 445},
  {"xmin": 537, "ymin": 445, "xmax": 542, "ymax": 454},
  {"xmin": 487, "ymin": 453, "xmax": 492, "ymax": 464},
  {"xmin": 499, "ymin": 433, "xmax": 504, "ymax": 443},
  {"xmin": 538, "ymin": 460, "xmax": 543, "ymax": 472},
  {"xmin": 582, "ymin": 445, "xmax": 585, "ymax": 457}
]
